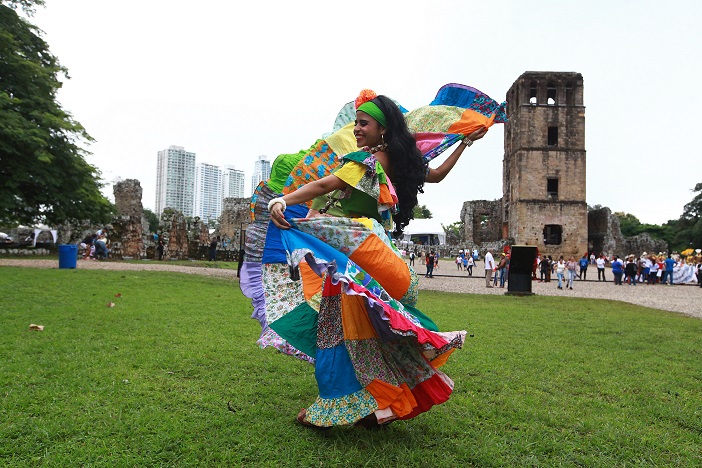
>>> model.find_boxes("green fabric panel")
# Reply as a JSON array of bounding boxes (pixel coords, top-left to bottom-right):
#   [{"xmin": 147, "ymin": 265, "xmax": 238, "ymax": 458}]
[
  {"xmin": 402, "ymin": 303, "xmax": 439, "ymax": 332},
  {"xmin": 268, "ymin": 140, "xmax": 321, "ymax": 193},
  {"xmin": 340, "ymin": 191, "xmax": 381, "ymax": 222},
  {"xmin": 269, "ymin": 302, "xmax": 318, "ymax": 358}
]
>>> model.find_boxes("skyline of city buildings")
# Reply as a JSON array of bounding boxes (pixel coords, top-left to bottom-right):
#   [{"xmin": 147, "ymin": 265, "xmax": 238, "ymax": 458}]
[{"xmin": 155, "ymin": 147, "xmax": 266, "ymax": 220}]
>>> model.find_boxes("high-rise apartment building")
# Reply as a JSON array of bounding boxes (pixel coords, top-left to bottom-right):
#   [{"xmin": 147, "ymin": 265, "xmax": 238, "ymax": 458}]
[
  {"xmin": 223, "ymin": 166, "xmax": 245, "ymax": 198},
  {"xmin": 194, "ymin": 163, "xmax": 224, "ymax": 222},
  {"xmin": 250, "ymin": 155, "xmax": 271, "ymax": 194},
  {"xmin": 155, "ymin": 145, "xmax": 196, "ymax": 216}
]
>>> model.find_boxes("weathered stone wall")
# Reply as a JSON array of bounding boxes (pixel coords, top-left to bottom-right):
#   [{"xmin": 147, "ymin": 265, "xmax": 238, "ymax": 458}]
[
  {"xmin": 165, "ymin": 211, "xmax": 189, "ymax": 260},
  {"xmin": 111, "ymin": 179, "xmax": 145, "ymax": 258},
  {"xmin": 588, "ymin": 207, "xmax": 668, "ymax": 257},
  {"xmin": 219, "ymin": 197, "xmax": 252, "ymax": 251},
  {"xmin": 625, "ymin": 233, "xmax": 668, "ymax": 258},
  {"xmin": 588, "ymin": 207, "xmax": 625, "ymax": 256},
  {"xmin": 460, "ymin": 199, "xmax": 503, "ymax": 246}
]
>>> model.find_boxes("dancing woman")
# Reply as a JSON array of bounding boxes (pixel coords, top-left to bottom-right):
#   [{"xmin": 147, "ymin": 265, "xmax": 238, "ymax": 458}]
[{"xmin": 266, "ymin": 90, "xmax": 486, "ymax": 428}]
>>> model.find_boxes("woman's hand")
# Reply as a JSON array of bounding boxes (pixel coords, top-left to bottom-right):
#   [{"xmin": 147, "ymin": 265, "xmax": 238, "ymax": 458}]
[
  {"xmin": 269, "ymin": 202, "xmax": 291, "ymax": 229},
  {"xmin": 466, "ymin": 127, "xmax": 488, "ymax": 143}
]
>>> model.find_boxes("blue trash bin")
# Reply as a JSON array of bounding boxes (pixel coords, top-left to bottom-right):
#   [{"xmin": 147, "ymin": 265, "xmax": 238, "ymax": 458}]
[{"xmin": 58, "ymin": 244, "xmax": 78, "ymax": 269}]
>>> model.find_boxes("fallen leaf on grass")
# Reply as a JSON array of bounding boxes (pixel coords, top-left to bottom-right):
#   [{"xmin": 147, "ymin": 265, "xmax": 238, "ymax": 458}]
[
  {"xmin": 29, "ymin": 324, "xmax": 44, "ymax": 331},
  {"xmin": 115, "ymin": 293, "xmax": 122, "ymax": 298},
  {"xmin": 106, "ymin": 302, "xmax": 115, "ymax": 308}
]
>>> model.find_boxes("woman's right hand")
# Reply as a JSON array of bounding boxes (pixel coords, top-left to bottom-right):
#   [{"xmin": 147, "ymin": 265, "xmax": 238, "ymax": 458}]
[{"xmin": 270, "ymin": 203, "xmax": 291, "ymax": 229}]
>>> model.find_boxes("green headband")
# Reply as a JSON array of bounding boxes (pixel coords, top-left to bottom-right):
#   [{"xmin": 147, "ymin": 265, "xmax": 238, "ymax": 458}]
[{"xmin": 357, "ymin": 101, "xmax": 387, "ymax": 128}]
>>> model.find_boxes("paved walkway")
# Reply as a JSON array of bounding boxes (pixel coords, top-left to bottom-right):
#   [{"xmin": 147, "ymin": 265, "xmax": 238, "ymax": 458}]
[{"xmin": 2, "ymin": 259, "xmax": 700, "ymax": 319}]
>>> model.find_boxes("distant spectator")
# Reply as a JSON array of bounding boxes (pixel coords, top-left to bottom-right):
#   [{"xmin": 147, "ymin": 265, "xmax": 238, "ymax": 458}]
[
  {"xmin": 611, "ymin": 255, "xmax": 624, "ymax": 285},
  {"xmin": 596, "ymin": 255, "xmax": 606, "ymax": 281},
  {"xmin": 94, "ymin": 227, "xmax": 109, "ymax": 260},
  {"xmin": 566, "ymin": 256, "xmax": 577, "ymax": 289},
  {"xmin": 578, "ymin": 255, "xmax": 589, "ymax": 280},
  {"xmin": 662, "ymin": 254, "xmax": 676, "ymax": 285},
  {"xmin": 157, "ymin": 239, "xmax": 165, "ymax": 261},
  {"xmin": 209, "ymin": 236, "xmax": 219, "ymax": 261}
]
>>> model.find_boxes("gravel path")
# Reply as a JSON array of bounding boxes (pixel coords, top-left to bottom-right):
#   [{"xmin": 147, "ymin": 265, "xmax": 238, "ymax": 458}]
[{"xmin": 2, "ymin": 259, "xmax": 700, "ymax": 319}]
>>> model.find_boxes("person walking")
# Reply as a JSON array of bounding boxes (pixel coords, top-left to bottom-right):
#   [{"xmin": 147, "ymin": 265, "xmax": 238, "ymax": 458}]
[
  {"xmin": 409, "ymin": 251, "xmax": 415, "ymax": 266},
  {"xmin": 555, "ymin": 256, "xmax": 566, "ymax": 289},
  {"xmin": 566, "ymin": 256, "xmax": 577, "ymax": 289},
  {"xmin": 209, "ymin": 236, "xmax": 219, "ymax": 261},
  {"xmin": 425, "ymin": 251, "xmax": 435, "ymax": 278},
  {"xmin": 466, "ymin": 255, "xmax": 474, "ymax": 276},
  {"xmin": 484, "ymin": 249, "xmax": 495, "ymax": 288},
  {"xmin": 578, "ymin": 254, "xmax": 588, "ymax": 280}
]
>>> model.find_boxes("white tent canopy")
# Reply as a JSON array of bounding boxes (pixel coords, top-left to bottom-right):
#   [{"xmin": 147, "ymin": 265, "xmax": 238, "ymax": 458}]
[{"xmin": 400, "ymin": 218, "xmax": 446, "ymax": 246}]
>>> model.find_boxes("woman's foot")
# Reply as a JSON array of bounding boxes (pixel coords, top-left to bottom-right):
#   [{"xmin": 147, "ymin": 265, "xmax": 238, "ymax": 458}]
[{"xmin": 296, "ymin": 408, "xmax": 329, "ymax": 430}]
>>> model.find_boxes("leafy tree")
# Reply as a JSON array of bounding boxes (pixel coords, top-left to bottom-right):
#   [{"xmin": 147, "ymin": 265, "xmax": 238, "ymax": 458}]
[
  {"xmin": 442, "ymin": 221, "xmax": 463, "ymax": 245},
  {"xmin": 412, "ymin": 204, "xmax": 432, "ymax": 219},
  {"xmin": 143, "ymin": 208, "xmax": 159, "ymax": 233},
  {"xmin": 670, "ymin": 182, "xmax": 702, "ymax": 250},
  {"xmin": 613, "ymin": 212, "xmax": 642, "ymax": 237},
  {"xmin": 0, "ymin": 3, "xmax": 114, "ymax": 226}
]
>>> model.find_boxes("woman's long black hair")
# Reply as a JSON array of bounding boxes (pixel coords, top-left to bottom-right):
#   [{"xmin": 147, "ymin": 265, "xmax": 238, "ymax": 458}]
[{"xmin": 373, "ymin": 95, "xmax": 426, "ymax": 237}]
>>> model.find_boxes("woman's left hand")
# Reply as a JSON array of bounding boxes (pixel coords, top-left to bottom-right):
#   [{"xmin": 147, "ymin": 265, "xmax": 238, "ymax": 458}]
[
  {"xmin": 270, "ymin": 203, "xmax": 291, "ymax": 229},
  {"xmin": 466, "ymin": 127, "xmax": 488, "ymax": 143}
]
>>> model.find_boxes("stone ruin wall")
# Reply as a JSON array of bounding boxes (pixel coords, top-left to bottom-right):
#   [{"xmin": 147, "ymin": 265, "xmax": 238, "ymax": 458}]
[
  {"xmin": 111, "ymin": 179, "xmax": 145, "ymax": 258},
  {"xmin": 219, "ymin": 197, "xmax": 252, "ymax": 251},
  {"xmin": 588, "ymin": 207, "xmax": 667, "ymax": 257},
  {"xmin": 460, "ymin": 199, "xmax": 506, "ymax": 251}
]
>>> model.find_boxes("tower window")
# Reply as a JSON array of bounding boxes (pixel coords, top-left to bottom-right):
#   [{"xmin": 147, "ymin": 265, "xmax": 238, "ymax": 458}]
[
  {"xmin": 565, "ymin": 82, "xmax": 574, "ymax": 106},
  {"xmin": 547, "ymin": 82, "xmax": 557, "ymax": 105},
  {"xmin": 529, "ymin": 81, "xmax": 538, "ymax": 105},
  {"xmin": 543, "ymin": 225, "xmax": 563, "ymax": 245},
  {"xmin": 547, "ymin": 127, "xmax": 558, "ymax": 146},
  {"xmin": 547, "ymin": 178, "xmax": 559, "ymax": 199}
]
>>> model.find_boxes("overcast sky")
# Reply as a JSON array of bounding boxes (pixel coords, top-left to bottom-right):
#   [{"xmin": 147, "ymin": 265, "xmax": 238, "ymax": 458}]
[{"xmin": 27, "ymin": 0, "xmax": 701, "ymax": 227}]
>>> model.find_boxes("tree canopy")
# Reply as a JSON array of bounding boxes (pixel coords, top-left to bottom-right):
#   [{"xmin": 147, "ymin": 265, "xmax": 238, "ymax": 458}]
[
  {"xmin": 0, "ymin": 3, "xmax": 114, "ymax": 226},
  {"xmin": 412, "ymin": 204, "xmax": 432, "ymax": 219}
]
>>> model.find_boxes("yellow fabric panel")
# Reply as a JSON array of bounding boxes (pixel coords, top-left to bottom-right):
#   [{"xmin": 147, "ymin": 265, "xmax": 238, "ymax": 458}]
[
  {"xmin": 349, "ymin": 234, "xmax": 411, "ymax": 301},
  {"xmin": 356, "ymin": 218, "xmax": 375, "ymax": 230},
  {"xmin": 446, "ymin": 109, "xmax": 496, "ymax": 135},
  {"xmin": 334, "ymin": 160, "xmax": 365, "ymax": 188},
  {"xmin": 341, "ymin": 294, "xmax": 378, "ymax": 340},
  {"xmin": 366, "ymin": 380, "xmax": 416, "ymax": 417},
  {"xmin": 325, "ymin": 122, "xmax": 357, "ymax": 157},
  {"xmin": 300, "ymin": 260, "xmax": 322, "ymax": 302}
]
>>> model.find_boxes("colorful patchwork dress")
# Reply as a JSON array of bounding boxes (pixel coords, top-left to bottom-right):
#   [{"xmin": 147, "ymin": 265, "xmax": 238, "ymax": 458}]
[{"xmin": 240, "ymin": 83, "xmax": 507, "ymax": 426}]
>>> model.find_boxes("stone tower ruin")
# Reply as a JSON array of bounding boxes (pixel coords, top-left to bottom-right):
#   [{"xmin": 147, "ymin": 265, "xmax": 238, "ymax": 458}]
[{"xmin": 502, "ymin": 71, "xmax": 588, "ymax": 257}]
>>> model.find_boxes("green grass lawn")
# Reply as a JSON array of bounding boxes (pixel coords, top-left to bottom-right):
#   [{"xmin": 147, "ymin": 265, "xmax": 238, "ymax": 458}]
[{"xmin": 1, "ymin": 266, "xmax": 700, "ymax": 466}]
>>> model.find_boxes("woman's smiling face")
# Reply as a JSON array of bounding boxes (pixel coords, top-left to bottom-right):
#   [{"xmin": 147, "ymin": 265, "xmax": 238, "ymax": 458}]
[{"xmin": 354, "ymin": 110, "xmax": 384, "ymax": 148}]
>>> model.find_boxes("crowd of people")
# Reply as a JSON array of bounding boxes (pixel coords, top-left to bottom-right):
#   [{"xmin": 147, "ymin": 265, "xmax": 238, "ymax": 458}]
[{"xmin": 407, "ymin": 249, "xmax": 702, "ymax": 290}]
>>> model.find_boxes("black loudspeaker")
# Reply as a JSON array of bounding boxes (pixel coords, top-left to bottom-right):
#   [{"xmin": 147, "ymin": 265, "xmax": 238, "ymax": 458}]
[{"xmin": 507, "ymin": 245, "xmax": 537, "ymax": 294}]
